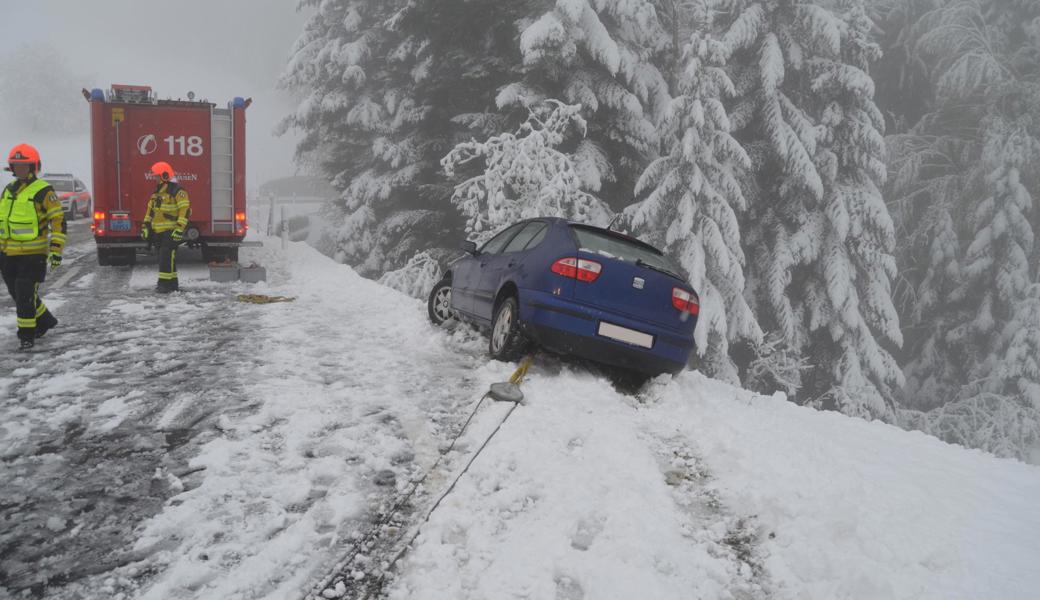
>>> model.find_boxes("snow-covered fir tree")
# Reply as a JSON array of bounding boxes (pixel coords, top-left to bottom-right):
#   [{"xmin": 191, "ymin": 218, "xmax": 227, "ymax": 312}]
[
  {"xmin": 442, "ymin": 100, "xmax": 612, "ymax": 245},
  {"xmin": 886, "ymin": 0, "xmax": 1040, "ymax": 448},
  {"xmin": 996, "ymin": 283, "xmax": 1040, "ymax": 435},
  {"xmin": 906, "ymin": 282, "xmax": 1040, "ymax": 461},
  {"xmin": 281, "ymin": 0, "xmax": 534, "ymax": 277},
  {"xmin": 955, "ymin": 117, "xmax": 1039, "ymax": 392},
  {"xmin": 280, "ymin": 0, "xmax": 413, "ymax": 274},
  {"xmin": 720, "ymin": 0, "xmax": 903, "ymax": 419},
  {"xmin": 510, "ymin": 0, "xmax": 673, "ymax": 209},
  {"xmin": 624, "ymin": 1, "xmax": 763, "ymax": 382}
]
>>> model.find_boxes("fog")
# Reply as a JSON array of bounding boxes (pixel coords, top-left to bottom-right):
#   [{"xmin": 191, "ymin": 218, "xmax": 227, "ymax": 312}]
[{"xmin": 0, "ymin": 0, "xmax": 308, "ymax": 191}]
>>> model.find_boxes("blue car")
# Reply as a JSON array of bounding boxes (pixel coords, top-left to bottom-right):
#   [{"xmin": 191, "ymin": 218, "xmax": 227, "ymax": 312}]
[{"xmin": 427, "ymin": 218, "xmax": 699, "ymax": 376}]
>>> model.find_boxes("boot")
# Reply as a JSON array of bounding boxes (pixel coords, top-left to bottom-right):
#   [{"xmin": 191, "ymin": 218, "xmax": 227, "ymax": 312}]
[
  {"xmin": 18, "ymin": 338, "xmax": 34, "ymax": 351},
  {"xmin": 35, "ymin": 314, "xmax": 58, "ymax": 338}
]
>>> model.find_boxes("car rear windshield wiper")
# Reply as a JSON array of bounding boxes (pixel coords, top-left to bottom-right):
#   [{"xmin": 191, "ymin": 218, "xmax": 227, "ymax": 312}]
[{"xmin": 636, "ymin": 259, "xmax": 684, "ymax": 281}]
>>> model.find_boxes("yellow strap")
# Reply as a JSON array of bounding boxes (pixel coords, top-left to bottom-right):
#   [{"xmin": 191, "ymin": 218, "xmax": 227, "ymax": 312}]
[{"xmin": 508, "ymin": 355, "xmax": 534, "ymax": 385}]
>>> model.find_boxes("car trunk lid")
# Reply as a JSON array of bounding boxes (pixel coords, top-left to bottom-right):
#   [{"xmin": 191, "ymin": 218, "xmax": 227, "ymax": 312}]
[{"xmin": 568, "ymin": 225, "xmax": 696, "ymax": 331}]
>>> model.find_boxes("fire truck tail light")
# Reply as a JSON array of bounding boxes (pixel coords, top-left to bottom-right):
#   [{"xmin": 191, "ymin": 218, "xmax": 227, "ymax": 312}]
[{"xmin": 93, "ymin": 211, "xmax": 105, "ymax": 235}]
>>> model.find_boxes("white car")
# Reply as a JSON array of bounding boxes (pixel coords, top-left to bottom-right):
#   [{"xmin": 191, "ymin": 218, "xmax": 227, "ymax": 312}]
[{"xmin": 42, "ymin": 173, "xmax": 92, "ymax": 220}]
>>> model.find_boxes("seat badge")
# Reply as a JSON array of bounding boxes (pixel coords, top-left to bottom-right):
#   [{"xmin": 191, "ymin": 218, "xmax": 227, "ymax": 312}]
[{"xmin": 632, "ymin": 277, "xmax": 645, "ymax": 290}]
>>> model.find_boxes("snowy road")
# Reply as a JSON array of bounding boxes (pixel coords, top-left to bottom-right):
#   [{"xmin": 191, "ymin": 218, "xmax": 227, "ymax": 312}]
[
  {"xmin": 1, "ymin": 222, "xmax": 260, "ymax": 594},
  {"xmin": 3, "ymin": 230, "xmax": 1039, "ymax": 600},
  {"xmin": 0, "ymin": 229, "xmax": 496, "ymax": 598}
]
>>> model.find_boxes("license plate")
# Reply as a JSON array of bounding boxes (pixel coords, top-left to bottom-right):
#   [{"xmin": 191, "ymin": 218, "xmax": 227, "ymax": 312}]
[
  {"xmin": 598, "ymin": 321, "xmax": 653, "ymax": 349},
  {"xmin": 110, "ymin": 219, "xmax": 131, "ymax": 232}
]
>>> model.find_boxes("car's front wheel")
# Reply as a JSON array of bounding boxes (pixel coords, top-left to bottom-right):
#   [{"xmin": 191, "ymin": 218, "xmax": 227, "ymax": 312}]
[
  {"xmin": 489, "ymin": 296, "xmax": 529, "ymax": 361},
  {"xmin": 427, "ymin": 277, "xmax": 455, "ymax": 326}
]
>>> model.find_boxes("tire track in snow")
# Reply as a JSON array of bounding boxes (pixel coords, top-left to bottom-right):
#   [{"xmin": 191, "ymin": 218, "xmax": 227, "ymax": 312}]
[{"xmin": 634, "ymin": 380, "xmax": 779, "ymax": 600}]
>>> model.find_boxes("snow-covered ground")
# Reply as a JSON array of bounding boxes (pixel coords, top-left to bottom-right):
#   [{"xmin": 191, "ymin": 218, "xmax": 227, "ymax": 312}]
[{"xmin": 2, "ymin": 237, "xmax": 1039, "ymax": 600}]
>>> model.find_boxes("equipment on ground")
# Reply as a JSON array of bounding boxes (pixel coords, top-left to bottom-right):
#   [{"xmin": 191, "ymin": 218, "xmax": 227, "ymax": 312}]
[
  {"xmin": 83, "ymin": 84, "xmax": 256, "ymax": 266},
  {"xmin": 236, "ymin": 294, "xmax": 295, "ymax": 304}
]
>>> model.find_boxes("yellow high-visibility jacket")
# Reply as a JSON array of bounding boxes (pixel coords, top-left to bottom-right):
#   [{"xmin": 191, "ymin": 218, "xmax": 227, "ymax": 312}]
[
  {"xmin": 0, "ymin": 175, "xmax": 66, "ymax": 256},
  {"xmin": 143, "ymin": 182, "xmax": 190, "ymax": 233}
]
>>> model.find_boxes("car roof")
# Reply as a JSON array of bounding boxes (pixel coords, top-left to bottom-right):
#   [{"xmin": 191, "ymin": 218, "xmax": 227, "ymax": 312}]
[{"xmin": 41, "ymin": 173, "xmax": 76, "ymax": 179}]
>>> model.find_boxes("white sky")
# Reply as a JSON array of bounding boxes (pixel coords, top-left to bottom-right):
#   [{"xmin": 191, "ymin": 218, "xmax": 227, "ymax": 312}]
[{"xmin": 0, "ymin": 0, "xmax": 309, "ymax": 190}]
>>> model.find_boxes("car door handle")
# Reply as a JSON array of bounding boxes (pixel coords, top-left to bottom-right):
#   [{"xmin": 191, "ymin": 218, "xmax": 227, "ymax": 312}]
[{"xmin": 507, "ymin": 261, "xmax": 517, "ymax": 267}]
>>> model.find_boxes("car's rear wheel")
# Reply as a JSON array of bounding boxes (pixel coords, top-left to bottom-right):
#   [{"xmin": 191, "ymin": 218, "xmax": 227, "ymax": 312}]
[
  {"xmin": 490, "ymin": 296, "xmax": 529, "ymax": 361},
  {"xmin": 427, "ymin": 277, "xmax": 455, "ymax": 326},
  {"xmin": 67, "ymin": 201, "xmax": 76, "ymax": 221}
]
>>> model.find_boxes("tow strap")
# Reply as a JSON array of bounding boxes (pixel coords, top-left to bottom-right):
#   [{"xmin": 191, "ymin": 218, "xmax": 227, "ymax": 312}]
[{"xmin": 303, "ymin": 356, "xmax": 534, "ymax": 600}]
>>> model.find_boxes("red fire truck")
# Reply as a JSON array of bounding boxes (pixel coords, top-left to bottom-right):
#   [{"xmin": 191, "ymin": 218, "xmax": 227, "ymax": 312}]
[{"xmin": 83, "ymin": 84, "xmax": 252, "ymax": 265}]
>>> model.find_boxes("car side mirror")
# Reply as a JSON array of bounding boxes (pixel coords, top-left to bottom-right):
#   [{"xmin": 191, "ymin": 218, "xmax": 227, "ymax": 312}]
[{"xmin": 461, "ymin": 240, "xmax": 479, "ymax": 255}]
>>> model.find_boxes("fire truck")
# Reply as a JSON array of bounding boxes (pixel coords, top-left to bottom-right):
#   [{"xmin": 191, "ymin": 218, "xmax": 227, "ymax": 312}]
[{"xmin": 83, "ymin": 84, "xmax": 252, "ymax": 265}]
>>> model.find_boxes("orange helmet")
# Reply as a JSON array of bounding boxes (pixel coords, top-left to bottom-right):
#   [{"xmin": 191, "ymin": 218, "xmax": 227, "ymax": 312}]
[
  {"xmin": 8, "ymin": 143, "xmax": 41, "ymax": 172},
  {"xmin": 150, "ymin": 161, "xmax": 174, "ymax": 181}
]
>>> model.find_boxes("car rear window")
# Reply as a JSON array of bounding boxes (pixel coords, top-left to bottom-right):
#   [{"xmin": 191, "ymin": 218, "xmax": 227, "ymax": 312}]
[
  {"xmin": 570, "ymin": 226, "xmax": 683, "ymax": 277},
  {"xmin": 49, "ymin": 180, "xmax": 75, "ymax": 192}
]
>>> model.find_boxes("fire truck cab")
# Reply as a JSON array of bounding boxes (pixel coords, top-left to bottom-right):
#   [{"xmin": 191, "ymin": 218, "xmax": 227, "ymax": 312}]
[{"xmin": 83, "ymin": 84, "xmax": 252, "ymax": 265}]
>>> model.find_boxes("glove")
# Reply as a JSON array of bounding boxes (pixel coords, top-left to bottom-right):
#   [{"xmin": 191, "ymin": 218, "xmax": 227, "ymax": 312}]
[
  {"xmin": 140, "ymin": 224, "xmax": 150, "ymax": 240},
  {"xmin": 48, "ymin": 252, "xmax": 62, "ymax": 270},
  {"xmin": 171, "ymin": 228, "xmax": 184, "ymax": 242}
]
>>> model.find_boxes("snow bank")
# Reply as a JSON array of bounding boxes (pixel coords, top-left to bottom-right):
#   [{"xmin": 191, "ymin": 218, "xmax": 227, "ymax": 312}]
[
  {"xmin": 111, "ymin": 239, "xmax": 1040, "ymax": 600},
  {"xmin": 654, "ymin": 374, "xmax": 1040, "ymax": 599},
  {"xmin": 392, "ymin": 361, "xmax": 1040, "ymax": 600}
]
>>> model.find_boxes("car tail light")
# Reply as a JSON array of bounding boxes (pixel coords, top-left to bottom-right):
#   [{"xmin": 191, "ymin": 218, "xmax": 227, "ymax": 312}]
[
  {"xmin": 672, "ymin": 288, "xmax": 700, "ymax": 315},
  {"xmin": 551, "ymin": 257, "xmax": 602, "ymax": 282},
  {"xmin": 235, "ymin": 210, "xmax": 247, "ymax": 235},
  {"xmin": 93, "ymin": 211, "xmax": 105, "ymax": 235}
]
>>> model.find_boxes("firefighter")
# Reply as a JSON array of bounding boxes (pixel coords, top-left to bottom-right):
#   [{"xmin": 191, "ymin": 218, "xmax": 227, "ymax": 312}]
[
  {"xmin": 140, "ymin": 161, "xmax": 190, "ymax": 293},
  {"xmin": 0, "ymin": 143, "xmax": 64, "ymax": 350}
]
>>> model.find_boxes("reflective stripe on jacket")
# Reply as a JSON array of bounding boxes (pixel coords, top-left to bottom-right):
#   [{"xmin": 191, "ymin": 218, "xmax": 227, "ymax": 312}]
[
  {"xmin": 0, "ymin": 176, "xmax": 66, "ymax": 256},
  {"xmin": 142, "ymin": 182, "xmax": 190, "ymax": 232}
]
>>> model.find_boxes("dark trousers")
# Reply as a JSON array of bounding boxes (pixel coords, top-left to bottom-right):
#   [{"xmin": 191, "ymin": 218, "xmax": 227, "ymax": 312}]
[
  {"xmin": 156, "ymin": 231, "xmax": 180, "ymax": 291},
  {"xmin": 0, "ymin": 253, "xmax": 57, "ymax": 341}
]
